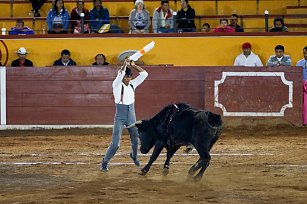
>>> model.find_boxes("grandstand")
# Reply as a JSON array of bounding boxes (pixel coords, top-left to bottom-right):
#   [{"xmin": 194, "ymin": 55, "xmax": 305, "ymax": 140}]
[{"xmin": 0, "ymin": 0, "xmax": 306, "ymax": 33}]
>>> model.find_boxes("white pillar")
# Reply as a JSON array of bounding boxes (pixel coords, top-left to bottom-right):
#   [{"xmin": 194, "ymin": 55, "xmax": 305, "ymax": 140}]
[{"xmin": 0, "ymin": 66, "xmax": 6, "ymax": 125}]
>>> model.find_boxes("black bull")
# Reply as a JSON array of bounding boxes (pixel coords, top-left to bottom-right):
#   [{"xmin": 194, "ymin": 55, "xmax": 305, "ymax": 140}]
[{"xmin": 129, "ymin": 103, "xmax": 223, "ymax": 181}]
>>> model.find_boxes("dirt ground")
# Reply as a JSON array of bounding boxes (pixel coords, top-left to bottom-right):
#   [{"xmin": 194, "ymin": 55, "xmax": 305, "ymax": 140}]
[{"xmin": 0, "ymin": 125, "xmax": 307, "ymax": 204}]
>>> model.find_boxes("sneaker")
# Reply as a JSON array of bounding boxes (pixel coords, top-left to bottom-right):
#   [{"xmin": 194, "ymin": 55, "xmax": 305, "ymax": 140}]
[
  {"xmin": 101, "ymin": 166, "xmax": 109, "ymax": 172},
  {"xmin": 101, "ymin": 159, "xmax": 109, "ymax": 172},
  {"xmin": 130, "ymin": 153, "xmax": 140, "ymax": 166}
]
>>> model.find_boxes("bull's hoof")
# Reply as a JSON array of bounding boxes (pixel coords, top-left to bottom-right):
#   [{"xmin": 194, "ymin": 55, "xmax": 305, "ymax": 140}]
[
  {"xmin": 193, "ymin": 174, "xmax": 203, "ymax": 182},
  {"xmin": 188, "ymin": 168, "xmax": 197, "ymax": 176},
  {"xmin": 139, "ymin": 168, "xmax": 148, "ymax": 176},
  {"xmin": 162, "ymin": 168, "xmax": 169, "ymax": 176}
]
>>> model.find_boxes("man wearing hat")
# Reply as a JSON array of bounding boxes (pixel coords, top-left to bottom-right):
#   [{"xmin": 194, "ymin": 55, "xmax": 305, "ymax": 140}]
[
  {"xmin": 101, "ymin": 58, "xmax": 148, "ymax": 172},
  {"xmin": 11, "ymin": 47, "xmax": 33, "ymax": 67},
  {"xmin": 234, "ymin": 42, "xmax": 263, "ymax": 67}
]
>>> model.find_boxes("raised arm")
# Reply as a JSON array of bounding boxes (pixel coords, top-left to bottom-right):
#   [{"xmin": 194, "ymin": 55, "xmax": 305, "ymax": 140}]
[
  {"xmin": 112, "ymin": 59, "xmax": 130, "ymax": 88},
  {"xmin": 130, "ymin": 60, "xmax": 145, "ymax": 72}
]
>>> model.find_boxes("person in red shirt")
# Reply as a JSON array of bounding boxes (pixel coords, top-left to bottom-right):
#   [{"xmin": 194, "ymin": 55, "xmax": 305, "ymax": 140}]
[
  {"xmin": 11, "ymin": 47, "xmax": 33, "ymax": 67},
  {"xmin": 213, "ymin": 18, "xmax": 235, "ymax": 33}
]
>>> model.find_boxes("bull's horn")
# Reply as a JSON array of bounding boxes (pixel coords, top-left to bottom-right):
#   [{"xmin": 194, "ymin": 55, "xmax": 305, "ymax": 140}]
[
  {"xmin": 126, "ymin": 120, "xmax": 142, "ymax": 129},
  {"xmin": 136, "ymin": 120, "xmax": 142, "ymax": 124}
]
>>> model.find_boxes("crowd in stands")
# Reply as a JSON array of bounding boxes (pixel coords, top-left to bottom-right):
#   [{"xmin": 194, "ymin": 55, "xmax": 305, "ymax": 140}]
[
  {"xmin": 7, "ymin": 44, "xmax": 304, "ymax": 69},
  {"xmin": 6, "ymin": 0, "xmax": 292, "ymax": 35},
  {"xmin": 9, "ymin": 47, "xmax": 110, "ymax": 67}
]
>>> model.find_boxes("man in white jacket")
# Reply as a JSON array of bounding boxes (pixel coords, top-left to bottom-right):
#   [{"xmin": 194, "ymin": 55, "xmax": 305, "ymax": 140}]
[
  {"xmin": 234, "ymin": 42, "xmax": 263, "ymax": 67},
  {"xmin": 152, "ymin": 0, "xmax": 174, "ymax": 33},
  {"xmin": 101, "ymin": 58, "xmax": 148, "ymax": 172}
]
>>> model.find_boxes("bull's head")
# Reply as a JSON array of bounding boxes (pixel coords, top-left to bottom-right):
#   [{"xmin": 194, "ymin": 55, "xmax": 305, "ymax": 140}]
[{"xmin": 135, "ymin": 120, "xmax": 156, "ymax": 154}]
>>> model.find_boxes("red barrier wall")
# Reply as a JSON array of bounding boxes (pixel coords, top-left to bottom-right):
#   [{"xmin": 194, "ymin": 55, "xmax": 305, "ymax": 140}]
[{"xmin": 6, "ymin": 66, "xmax": 303, "ymax": 125}]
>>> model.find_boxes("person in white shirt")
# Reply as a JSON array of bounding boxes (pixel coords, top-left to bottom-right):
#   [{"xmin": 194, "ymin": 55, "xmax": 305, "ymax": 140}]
[
  {"xmin": 101, "ymin": 58, "xmax": 148, "ymax": 172},
  {"xmin": 234, "ymin": 42, "xmax": 263, "ymax": 67}
]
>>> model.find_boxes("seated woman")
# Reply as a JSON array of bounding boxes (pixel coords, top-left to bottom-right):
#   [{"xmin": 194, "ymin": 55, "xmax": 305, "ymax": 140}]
[
  {"xmin": 128, "ymin": 0, "xmax": 150, "ymax": 34},
  {"xmin": 46, "ymin": 0, "xmax": 70, "ymax": 34},
  {"xmin": 71, "ymin": 0, "xmax": 90, "ymax": 33},
  {"xmin": 269, "ymin": 17, "xmax": 288, "ymax": 32},
  {"xmin": 92, "ymin": 54, "xmax": 109, "ymax": 66}
]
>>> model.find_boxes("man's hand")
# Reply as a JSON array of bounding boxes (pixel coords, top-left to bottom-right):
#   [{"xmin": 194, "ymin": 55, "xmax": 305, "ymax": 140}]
[
  {"xmin": 130, "ymin": 60, "xmax": 136, "ymax": 66},
  {"xmin": 120, "ymin": 58, "xmax": 130, "ymax": 71}
]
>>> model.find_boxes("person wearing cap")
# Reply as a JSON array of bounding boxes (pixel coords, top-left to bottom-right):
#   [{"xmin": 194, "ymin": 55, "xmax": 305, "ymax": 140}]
[
  {"xmin": 128, "ymin": 0, "xmax": 150, "ymax": 34},
  {"xmin": 234, "ymin": 42, "xmax": 263, "ymax": 67},
  {"xmin": 266, "ymin": 45, "xmax": 291, "ymax": 67},
  {"xmin": 101, "ymin": 58, "xmax": 148, "ymax": 172},
  {"xmin": 152, "ymin": 0, "xmax": 174, "ymax": 33},
  {"xmin": 53, "ymin": 49, "xmax": 77, "ymax": 66},
  {"xmin": 296, "ymin": 46, "xmax": 307, "ymax": 125},
  {"xmin": 11, "ymin": 47, "xmax": 33, "ymax": 67}
]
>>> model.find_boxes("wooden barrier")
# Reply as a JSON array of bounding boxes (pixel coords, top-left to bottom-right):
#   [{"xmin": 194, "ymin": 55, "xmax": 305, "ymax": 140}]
[{"xmin": 2, "ymin": 66, "xmax": 303, "ymax": 126}]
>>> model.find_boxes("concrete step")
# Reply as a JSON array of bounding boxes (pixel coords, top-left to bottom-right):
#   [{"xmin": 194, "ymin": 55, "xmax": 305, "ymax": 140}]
[
  {"xmin": 286, "ymin": 6, "xmax": 307, "ymax": 14},
  {"xmin": 287, "ymin": 23, "xmax": 307, "ymax": 31}
]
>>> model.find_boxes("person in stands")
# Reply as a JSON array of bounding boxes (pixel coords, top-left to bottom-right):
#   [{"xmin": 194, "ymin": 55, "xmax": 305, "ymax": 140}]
[{"xmin": 11, "ymin": 47, "xmax": 33, "ymax": 67}]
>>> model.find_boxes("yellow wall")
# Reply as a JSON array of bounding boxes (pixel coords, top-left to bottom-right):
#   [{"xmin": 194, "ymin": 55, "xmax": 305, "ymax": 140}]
[{"xmin": 1, "ymin": 36, "xmax": 306, "ymax": 67}]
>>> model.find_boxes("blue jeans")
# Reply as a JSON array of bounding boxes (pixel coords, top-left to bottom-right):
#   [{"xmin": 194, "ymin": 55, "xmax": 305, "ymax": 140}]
[
  {"xmin": 158, "ymin": 27, "xmax": 174, "ymax": 33},
  {"xmin": 102, "ymin": 103, "xmax": 139, "ymax": 165}
]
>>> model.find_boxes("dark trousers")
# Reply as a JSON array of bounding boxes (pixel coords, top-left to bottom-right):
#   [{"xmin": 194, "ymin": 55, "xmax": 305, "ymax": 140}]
[{"xmin": 30, "ymin": 0, "xmax": 47, "ymax": 12}]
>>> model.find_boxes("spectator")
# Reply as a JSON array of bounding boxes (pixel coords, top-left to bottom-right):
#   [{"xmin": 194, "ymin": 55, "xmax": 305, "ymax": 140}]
[
  {"xmin": 128, "ymin": 0, "xmax": 150, "ymax": 34},
  {"xmin": 234, "ymin": 42, "xmax": 263, "ymax": 66},
  {"xmin": 176, "ymin": 0, "xmax": 196, "ymax": 32},
  {"xmin": 228, "ymin": 14, "xmax": 244, "ymax": 32},
  {"xmin": 89, "ymin": 0, "xmax": 123, "ymax": 33},
  {"xmin": 53, "ymin": 49, "xmax": 77, "ymax": 66},
  {"xmin": 269, "ymin": 17, "xmax": 288, "ymax": 32},
  {"xmin": 71, "ymin": 0, "xmax": 90, "ymax": 33},
  {"xmin": 296, "ymin": 46, "xmax": 307, "ymax": 125},
  {"xmin": 152, "ymin": 0, "xmax": 174, "ymax": 33},
  {"xmin": 92, "ymin": 53, "xmax": 109, "ymax": 66},
  {"xmin": 11, "ymin": 47, "xmax": 33, "ymax": 67},
  {"xmin": 213, "ymin": 19, "xmax": 235, "ymax": 32},
  {"xmin": 266, "ymin": 45, "xmax": 291, "ymax": 67},
  {"xmin": 8, "ymin": 19, "xmax": 35, "ymax": 35},
  {"xmin": 30, "ymin": 0, "xmax": 47, "ymax": 17},
  {"xmin": 201, "ymin": 23, "xmax": 210, "ymax": 32},
  {"xmin": 46, "ymin": 0, "xmax": 70, "ymax": 34}
]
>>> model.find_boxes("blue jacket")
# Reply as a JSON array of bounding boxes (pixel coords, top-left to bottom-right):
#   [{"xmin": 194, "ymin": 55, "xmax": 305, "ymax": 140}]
[
  {"xmin": 46, "ymin": 9, "xmax": 70, "ymax": 31},
  {"xmin": 89, "ymin": 6, "xmax": 110, "ymax": 31}
]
